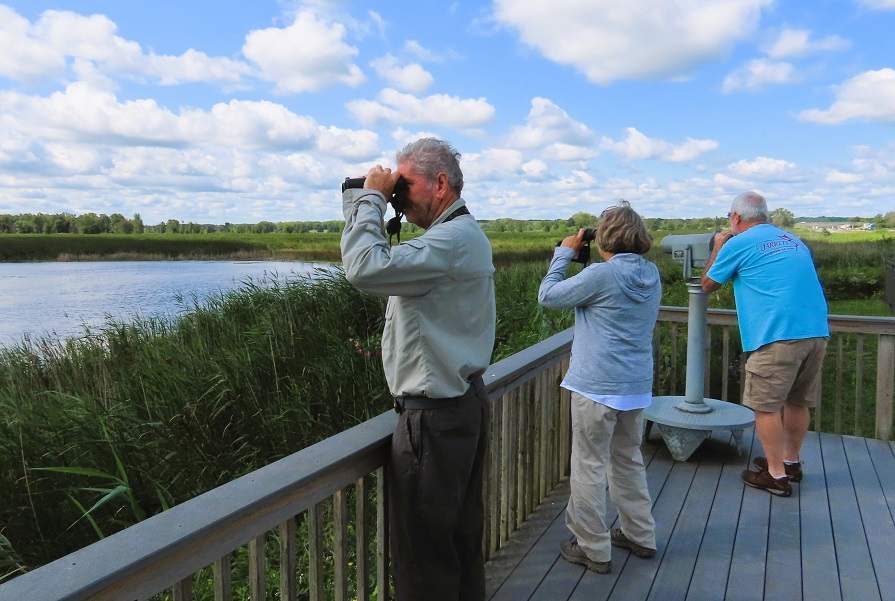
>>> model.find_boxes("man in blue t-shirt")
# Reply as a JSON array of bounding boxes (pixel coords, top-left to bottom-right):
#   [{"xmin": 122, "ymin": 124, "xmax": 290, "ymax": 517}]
[{"xmin": 702, "ymin": 191, "xmax": 829, "ymax": 497}]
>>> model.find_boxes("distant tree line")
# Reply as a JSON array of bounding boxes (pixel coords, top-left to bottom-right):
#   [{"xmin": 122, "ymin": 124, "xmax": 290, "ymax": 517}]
[
  {"xmin": 0, "ymin": 208, "xmax": 890, "ymax": 236},
  {"xmin": 0, "ymin": 213, "xmax": 344, "ymax": 235}
]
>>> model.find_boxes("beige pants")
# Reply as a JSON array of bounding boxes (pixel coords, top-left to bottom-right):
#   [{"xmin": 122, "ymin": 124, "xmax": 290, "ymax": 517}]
[{"xmin": 566, "ymin": 392, "xmax": 656, "ymax": 562}]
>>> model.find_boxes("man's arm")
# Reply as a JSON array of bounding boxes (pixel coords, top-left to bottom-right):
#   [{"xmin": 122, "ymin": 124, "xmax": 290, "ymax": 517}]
[
  {"xmin": 701, "ymin": 230, "xmax": 733, "ymax": 292},
  {"xmin": 340, "ymin": 189, "xmax": 453, "ymax": 297}
]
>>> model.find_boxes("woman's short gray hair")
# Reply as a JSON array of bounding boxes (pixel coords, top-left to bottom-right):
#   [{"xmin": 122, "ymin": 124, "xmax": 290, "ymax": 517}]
[
  {"xmin": 396, "ymin": 138, "xmax": 464, "ymax": 196},
  {"xmin": 730, "ymin": 191, "xmax": 769, "ymax": 221}
]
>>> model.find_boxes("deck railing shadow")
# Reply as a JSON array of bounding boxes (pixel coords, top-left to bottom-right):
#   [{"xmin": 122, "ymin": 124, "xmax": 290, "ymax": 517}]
[{"xmin": 0, "ymin": 309, "xmax": 892, "ymax": 601}]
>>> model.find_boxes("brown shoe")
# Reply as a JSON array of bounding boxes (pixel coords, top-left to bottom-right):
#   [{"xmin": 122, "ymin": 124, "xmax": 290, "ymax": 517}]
[
  {"xmin": 753, "ymin": 457, "xmax": 803, "ymax": 482},
  {"xmin": 610, "ymin": 528, "xmax": 656, "ymax": 558},
  {"xmin": 742, "ymin": 469, "xmax": 792, "ymax": 496},
  {"xmin": 560, "ymin": 539, "xmax": 611, "ymax": 573}
]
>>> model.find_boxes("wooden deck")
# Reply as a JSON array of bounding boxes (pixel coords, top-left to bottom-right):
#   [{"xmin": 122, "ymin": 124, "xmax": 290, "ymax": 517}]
[{"xmin": 484, "ymin": 428, "xmax": 895, "ymax": 601}]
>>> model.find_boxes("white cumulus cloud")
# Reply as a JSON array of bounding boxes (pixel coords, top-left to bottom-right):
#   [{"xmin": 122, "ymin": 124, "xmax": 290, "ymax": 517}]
[
  {"xmin": 0, "ymin": 6, "xmax": 250, "ymax": 86},
  {"xmin": 856, "ymin": 0, "xmax": 895, "ymax": 9},
  {"xmin": 370, "ymin": 54, "xmax": 434, "ymax": 93},
  {"xmin": 0, "ymin": 83, "xmax": 379, "ymax": 158},
  {"xmin": 762, "ymin": 28, "xmax": 850, "ymax": 59},
  {"xmin": 722, "ymin": 59, "xmax": 798, "ymax": 93},
  {"xmin": 727, "ymin": 156, "xmax": 798, "ymax": 180},
  {"xmin": 600, "ymin": 128, "xmax": 718, "ymax": 162},
  {"xmin": 243, "ymin": 10, "xmax": 365, "ymax": 93},
  {"xmin": 506, "ymin": 97, "xmax": 594, "ymax": 148},
  {"xmin": 521, "ymin": 159, "xmax": 548, "ymax": 178},
  {"xmin": 798, "ymin": 68, "xmax": 895, "ymax": 124},
  {"xmin": 346, "ymin": 88, "xmax": 495, "ymax": 128},
  {"xmin": 825, "ymin": 170, "xmax": 863, "ymax": 184},
  {"xmin": 464, "ymin": 148, "xmax": 525, "ymax": 182},
  {"xmin": 492, "ymin": 0, "xmax": 772, "ymax": 84}
]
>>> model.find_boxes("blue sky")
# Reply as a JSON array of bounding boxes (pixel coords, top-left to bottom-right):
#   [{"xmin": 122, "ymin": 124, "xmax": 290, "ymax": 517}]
[{"xmin": 1, "ymin": 0, "xmax": 894, "ymax": 224}]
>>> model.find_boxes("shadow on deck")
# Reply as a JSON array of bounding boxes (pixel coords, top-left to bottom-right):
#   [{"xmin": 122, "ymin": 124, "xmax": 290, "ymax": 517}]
[{"xmin": 485, "ymin": 429, "xmax": 895, "ymax": 601}]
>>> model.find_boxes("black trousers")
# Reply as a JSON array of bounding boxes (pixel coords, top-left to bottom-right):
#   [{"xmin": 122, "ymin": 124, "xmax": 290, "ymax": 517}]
[{"xmin": 388, "ymin": 382, "xmax": 489, "ymax": 601}]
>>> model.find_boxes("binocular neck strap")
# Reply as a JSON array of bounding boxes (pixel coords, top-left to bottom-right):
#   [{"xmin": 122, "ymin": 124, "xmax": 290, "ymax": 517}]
[
  {"xmin": 442, "ymin": 206, "xmax": 470, "ymax": 223},
  {"xmin": 386, "ymin": 210, "xmax": 404, "ymax": 245}
]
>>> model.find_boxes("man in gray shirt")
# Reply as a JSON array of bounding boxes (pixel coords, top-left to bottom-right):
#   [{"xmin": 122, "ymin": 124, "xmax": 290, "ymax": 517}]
[{"xmin": 341, "ymin": 138, "xmax": 496, "ymax": 601}]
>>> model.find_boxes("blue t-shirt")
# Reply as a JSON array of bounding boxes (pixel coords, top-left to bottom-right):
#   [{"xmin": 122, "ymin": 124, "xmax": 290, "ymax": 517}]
[{"xmin": 706, "ymin": 224, "xmax": 829, "ymax": 352}]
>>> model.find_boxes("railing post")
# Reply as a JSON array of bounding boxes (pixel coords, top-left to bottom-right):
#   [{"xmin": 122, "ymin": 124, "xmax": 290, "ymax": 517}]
[
  {"xmin": 214, "ymin": 554, "xmax": 232, "ymax": 601},
  {"xmin": 280, "ymin": 518, "xmax": 296, "ymax": 601},
  {"xmin": 173, "ymin": 576, "xmax": 192, "ymax": 601},
  {"xmin": 855, "ymin": 336, "xmax": 865, "ymax": 437},
  {"xmin": 375, "ymin": 466, "xmax": 389, "ymax": 601},
  {"xmin": 248, "ymin": 536, "xmax": 265, "ymax": 601},
  {"xmin": 835, "ymin": 337, "xmax": 844, "ymax": 434},
  {"xmin": 875, "ymin": 334, "xmax": 894, "ymax": 441},
  {"xmin": 309, "ymin": 503, "xmax": 324, "ymax": 601},
  {"xmin": 334, "ymin": 488, "xmax": 348, "ymax": 601},
  {"xmin": 721, "ymin": 327, "xmax": 730, "ymax": 401},
  {"xmin": 355, "ymin": 476, "xmax": 369, "ymax": 601}
]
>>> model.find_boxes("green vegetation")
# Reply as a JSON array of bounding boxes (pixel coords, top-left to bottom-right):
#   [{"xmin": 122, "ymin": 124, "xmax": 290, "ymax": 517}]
[
  {"xmin": 0, "ymin": 224, "xmax": 892, "ymax": 590},
  {"xmin": 0, "ymin": 271, "xmax": 389, "ymax": 580},
  {"xmin": 0, "ymin": 233, "xmax": 344, "ymax": 262}
]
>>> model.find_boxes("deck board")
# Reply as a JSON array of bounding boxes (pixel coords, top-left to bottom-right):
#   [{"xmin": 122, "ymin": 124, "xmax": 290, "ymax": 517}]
[
  {"xmin": 820, "ymin": 433, "xmax": 881, "ymax": 601},
  {"xmin": 486, "ymin": 429, "xmax": 894, "ymax": 601},
  {"xmin": 686, "ymin": 433, "xmax": 750, "ymax": 601},
  {"xmin": 798, "ymin": 431, "xmax": 840, "ymax": 601},
  {"xmin": 842, "ymin": 436, "xmax": 895, "ymax": 601}
]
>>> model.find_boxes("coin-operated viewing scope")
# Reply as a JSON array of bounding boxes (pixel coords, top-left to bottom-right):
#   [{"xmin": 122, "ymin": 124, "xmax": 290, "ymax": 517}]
[{"xmin": 660, "ymin": 232, "xmax": 716, "ymax": 280}]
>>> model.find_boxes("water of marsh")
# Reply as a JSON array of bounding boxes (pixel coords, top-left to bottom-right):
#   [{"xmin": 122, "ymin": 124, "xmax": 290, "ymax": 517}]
[{"xmin": 0, "ymin": 260, "xmax": 332, "ymax": 347}]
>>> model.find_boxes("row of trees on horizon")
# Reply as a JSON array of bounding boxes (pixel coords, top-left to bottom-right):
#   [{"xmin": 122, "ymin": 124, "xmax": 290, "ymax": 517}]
[{"xmin": 0, "ymin": 208, "xmax": 891, "ymax": 236}]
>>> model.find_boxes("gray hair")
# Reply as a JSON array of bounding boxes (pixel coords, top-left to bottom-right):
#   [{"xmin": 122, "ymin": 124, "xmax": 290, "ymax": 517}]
[
  {"xmin": 395, "ymin": 138, "xmax": 464, "ymax": 196},
  {"xmin": 596, "ymin": 200, "xmax": 652, "ymax": 255},
  {"xmin": 730, "ymin": 191, "xmax": 769, "ymax": 221}
]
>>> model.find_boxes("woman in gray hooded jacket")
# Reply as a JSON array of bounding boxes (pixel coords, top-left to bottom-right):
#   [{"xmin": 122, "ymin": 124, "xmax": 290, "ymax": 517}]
[{"xmin": 538, "ymin": 200, "xmax": 661, "ymax": 574}]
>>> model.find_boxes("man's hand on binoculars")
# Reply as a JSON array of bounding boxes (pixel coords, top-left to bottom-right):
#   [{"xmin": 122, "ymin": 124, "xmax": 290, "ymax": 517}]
[
  {"xmin": 713, "ymin": 230, "xmax": 734, "ymax": 249},
  {"xmin": 363, "ymin": 165, "xmax": 398, "ymax": 197}
]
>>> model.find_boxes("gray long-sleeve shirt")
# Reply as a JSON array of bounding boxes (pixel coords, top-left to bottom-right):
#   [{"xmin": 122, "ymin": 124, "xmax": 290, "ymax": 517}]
[
  {"xmin": 539, "ymin": 248, "xmax": 661, "ymax": 395},
  {"xmin": 341, "ymin": 188, "xmax": 496, "ymax": 399}
]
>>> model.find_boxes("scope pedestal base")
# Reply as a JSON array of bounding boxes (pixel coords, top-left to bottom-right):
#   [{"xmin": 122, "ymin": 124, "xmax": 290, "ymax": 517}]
[{"xmin": 645, "ymin": 396, "xmax": 755, "ymax": 461}]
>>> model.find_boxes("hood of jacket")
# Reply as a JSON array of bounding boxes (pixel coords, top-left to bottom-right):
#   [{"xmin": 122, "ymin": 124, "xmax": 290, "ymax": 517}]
[{"xmin": 606, "ymin": 253, "xmax": 660, "ymax": 303}]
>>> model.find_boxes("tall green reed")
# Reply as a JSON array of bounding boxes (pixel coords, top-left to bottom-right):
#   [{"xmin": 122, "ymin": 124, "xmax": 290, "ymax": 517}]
[{"xmin": 0, "ymin": 268, "xmax": 389, "ymax": 573}]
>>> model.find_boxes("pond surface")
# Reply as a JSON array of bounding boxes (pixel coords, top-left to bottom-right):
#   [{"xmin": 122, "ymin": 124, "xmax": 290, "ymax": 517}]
[{"xmin": 0, "ymin": 260, "xmax": 331, "ymax": 347}]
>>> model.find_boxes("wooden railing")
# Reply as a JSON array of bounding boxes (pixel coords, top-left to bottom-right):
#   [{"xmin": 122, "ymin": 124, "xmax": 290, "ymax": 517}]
[
  {"xmin": 2, "ymin": 310, "xmax": 892, "ymax": 600},
  {"xmin": 0, "ymin": 331, "xmax": 573, "ymax": 601},
  {"xmin": 654, "ymin": 308, "xmax": 895, "ymax": 441}
]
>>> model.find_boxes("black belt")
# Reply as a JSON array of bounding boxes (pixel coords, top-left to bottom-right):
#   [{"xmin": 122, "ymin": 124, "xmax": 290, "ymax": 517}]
[{"xmin": 394, "ymin": 377, "xmax": 485, "ymax": 414}]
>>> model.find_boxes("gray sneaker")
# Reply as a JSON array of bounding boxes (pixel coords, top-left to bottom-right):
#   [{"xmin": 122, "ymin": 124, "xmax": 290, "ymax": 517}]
[
  {"xmin": 610, "ymin": 528, "xmax": 656, "ymax": 558},
  {"xmin": 559, "ymin": 539, "xmax": 611, "ymax": 573}
]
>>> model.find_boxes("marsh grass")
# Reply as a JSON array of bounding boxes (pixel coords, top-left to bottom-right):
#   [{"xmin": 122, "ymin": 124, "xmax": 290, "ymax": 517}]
[{"xmin": 0, "ymin": 269, "xmax": 389, "ymax": 575}]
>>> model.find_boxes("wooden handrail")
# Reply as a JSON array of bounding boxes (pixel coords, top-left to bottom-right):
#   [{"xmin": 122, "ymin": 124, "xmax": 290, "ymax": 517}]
[
  {"xmin": 659, "ymin": 306, "xmax": 895, "ymax": 335},
  {"xmin": 0, "ymin": 414, "xmax": 395, "ymax": 601}
]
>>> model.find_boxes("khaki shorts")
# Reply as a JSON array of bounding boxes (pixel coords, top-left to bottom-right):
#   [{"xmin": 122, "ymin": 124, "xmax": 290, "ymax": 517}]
[{"xmin": 742, "ymin": 337, "xmax": 828, "ymax": 413}]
